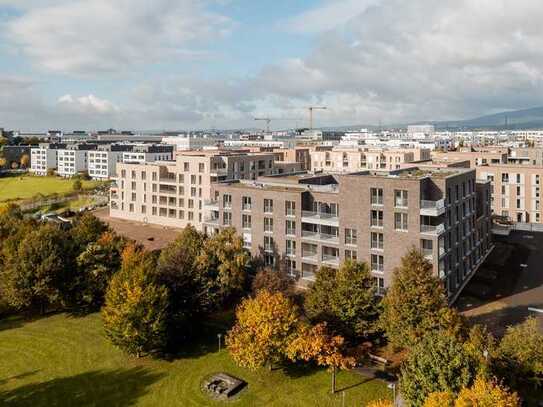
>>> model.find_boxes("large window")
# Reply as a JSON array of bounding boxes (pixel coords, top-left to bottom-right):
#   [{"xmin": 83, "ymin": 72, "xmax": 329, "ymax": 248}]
[
  {"xmin": 394, "ymin": 212, "xmax": 408, "ymax": 231},
  {"xmin": 394, "ymin": 190, "xmax": 408, "ymax": 208},
  {"xmin": 223, "ymin": 194, "xmax": 232, "ymax": 209},
  {"xmin": 264, "ymin": 236, "xmax": 274, "ymax": 252},
  {"xmin": 223, "ymin": 212, "xmax": 232, "ymax": 226},
  {"xmin": 286, "ymin": 240, "xmax": 296, "ymax": 256},
  {"xmin": 242, "ymin": 214, "xmax": 251, "ymax": 229},
  {"xmin": 371, "ymin": 254, "xmax": 384, "ymax": 273},
  {"xmin": 242, "ymin": 196, "xmax": 252, "ymax": 211},
  {"xmin": 285, "ymin": 220, "xmax": 296, "ymax": 236},
  {"xmin": 345, "ymin": 228, "xmax": 357, "ymax": 245},
  {"xmin": 371, "ymin": 188, "xmax": 383, "ymax": 205},
  {"xmin": 264, "ymin": 198, "xmax": 273, "ymax": 213},
  {"xmin": 371, "ymin": 232, "xmax": 384, "ymax": 250},
  {"xmin": 371, "ymin": 210, "xmax": 383, "ymax": 227},
  {"xmin": 345, "ymin": 249, "xmax": 357, "ymax": 261},
  {"xmin": 264, "ymin": 217, "xmax": 273, "ymax": 233},
  {"xmin": 285, "ymin": 200, "xmax": 296, "ymax": 216}
]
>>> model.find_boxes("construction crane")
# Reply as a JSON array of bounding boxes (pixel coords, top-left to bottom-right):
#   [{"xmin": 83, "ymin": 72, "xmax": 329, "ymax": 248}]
[
  {"xmin": 307, "ymin": 106, "xmax": 327, "ymax": 130},
  {"xmin": 254, "ymin": 117, "xmax": 302, "ymax": 133}
]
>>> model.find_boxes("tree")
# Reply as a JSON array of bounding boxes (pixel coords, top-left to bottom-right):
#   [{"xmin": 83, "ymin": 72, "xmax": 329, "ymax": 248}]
[
  {"xmin": 196, "ymin": 228, "xmax": 249, "ymax": 310},
  {"xmin": 400, "ymin": 333, "xmax": 477, "ymax": 406},
  {"xmin": 70, "ymin": 213, "xmax": 110, "ymax": 252},
  {"xmin": 72, "ymin": 178, "xmax": 82, "ymax": 191},
  {"xmin": 20, "ymin": 154, "xmax": 30, "ymax": 169},
  {"xmin": 423, "ymin": 392, "xmax": 454, "ymax": 407},
  {"xmin": 10, "ymin": 161, "xmax": 18, "ymax": 170},
  {"xmin": 47, "ymin": 168, "xmax": 55, "ymax": 176},
  {"xmin": 379, "ymin": 248, "xmax": 460, "ymax": 349},
  {"xmin": 156, "ymin": 225, "xmax": 206, "ymax": 338},
  {"xmin": 0, "ymin": 157, "xmax": 6, "ymax": 168},
  {"xmin": 367, "ymin": 401, "xmax": 394, "ymax": 407},
  {"xmin": 454, "ymin": 376, "xmax": 520, "ymax": 407},
  {"xmin": 0, "ymin": 223, "xmax": 74, "ymax": 313},
  {"xmin": 497, "ymin": 317, "xmax": 543, "ymax": 389},
  {"xmin": 287, "ymin": 322, "xmax": 356, "ymax": 393},
  {"xmin": 251, "ymin": 266, "xmax": 294, "ymax": 296},
  {"xmin": 74, "ymin": 231, "xmax": 127, "ymax": 309},
  {"xmin": 463, "ymin": 324, "xmax": 497, "ymax": 378},
  {"xmin": 305, "ymin": 260, "xmax": 380, "ymax": 340},
  {"xmin": 102, "ymin": 244, "xmax": 169, "ymax": 357},
  {"xmin": 227, "ymin": 290, "xmax": 299, "ymax": 370}
]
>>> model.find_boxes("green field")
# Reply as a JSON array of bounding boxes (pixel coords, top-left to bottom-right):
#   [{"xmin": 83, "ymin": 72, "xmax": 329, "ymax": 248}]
[
  {"xmin": 0, "ymin": 313, "xmax": 390, "ymax": 406},
  {"xmin": 0, "ymin": 175, "xmax": 103, "ymax": 203}
]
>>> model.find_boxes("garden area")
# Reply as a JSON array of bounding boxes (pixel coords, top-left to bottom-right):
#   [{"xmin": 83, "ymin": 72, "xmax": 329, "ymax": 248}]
[{"xmin": 0, "ymin": 313, "xmax": 389, "ymax": 406}]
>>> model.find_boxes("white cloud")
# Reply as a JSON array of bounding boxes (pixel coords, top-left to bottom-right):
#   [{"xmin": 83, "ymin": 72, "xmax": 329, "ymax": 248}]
[
  {"xmin": 281, "ymin": 0, "xmax": 381, "ymax": 34},
  {"xmin": 6, "ymin": 0, "xmax": 232, "ymax": 75},
  {"xmin": 57, "ymin": 94, "xmax": 119, "ymax": 114}
]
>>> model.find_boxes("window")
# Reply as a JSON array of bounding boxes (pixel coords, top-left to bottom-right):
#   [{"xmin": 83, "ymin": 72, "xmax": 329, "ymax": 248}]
[
  {"xmin": 371, "ymin": 188, "xmax": 383, "ymax": 205},
  {"xmin": 345, "ymin": 228, "xmax": 357, "ymax": 245},
  {"xmin": 199, "ymin": 163, "xmax": 205, "ymax": 172},
  {"xmin": 516, "ymin": 173, "xmax": 521, "ymax": 184},
  {"xmin": 223, "ymin": 194, "xmax": 232, "ymax": 209},
  {"xmin": 345, "ymin": 249, "xmax": 357, "ymax": 261},
  {"xmin": 264, "ymin": 217, "xmax": 273, "ymax": 232},
  {"xmin": 264, "ymin": 236, "xmax": 274, "ymax": 252},
  {"xmin": 242, "ymin": 214, "xmax": 251, "ymax": 229},
  {"xmin": 394, "ymin": 212, "xmax": 408, "ymax": 231},
  {"xmin": 184, "ymin": 162, "xmax": 189, "ymax": 171},
  {"xmin": 242, "ymin": 196, "xmax": 252, "ymax": 211},
  {"xmin": 285, "ymin": 200, "xmax": 296, "ymax": 216},
  {"xmin": 285, "ymin": 220, "xmax": 296, "ymax": 236},
  {"xmin": 371, "ymin": 210, "xmax": 383, "ymax": 227},
  {"xmin": 502, "ymin": 173, "xmax": 509, "ymax": 183},
  {"xmin": 264, "ymin": 198, "xmax": 273, "ymax": 213},
  {"xmin": 394, "ymin": 190, "xmax": 408, "ymax": 207},
  {"xmin": 286, "ymin": 240, "xmax": 296, "ymax": 256},
  {"xmin": 223, "ymin": 212, "xmax": 232, "ymax": 226},
  {"xmin": 371, "ymin": 232, "xmax": 384, "ymax": 250},
  {"xmin": 371, "ymin": 254, "xmax": 384, "ymax": 273},
  {"xmin": 373, "ymin": 277, "xmax": 385, "ymax": 296}
]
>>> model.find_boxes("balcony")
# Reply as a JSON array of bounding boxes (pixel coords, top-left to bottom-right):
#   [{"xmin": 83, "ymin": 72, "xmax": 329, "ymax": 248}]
[
  {"xmin": 422, "ymin": 248, "xmax": 433, "ymax": 261},
  {"xmin": 159, "ymin": 176, "xmax": 177, "ymax": 184},
  {"xmin": 210, "ymin": 167, "xmax": 227, "ymax": 177},
  {"xmin": 420, "ymin": 199, "xmax": 446, "ymax": 216},
  {"xmin": 301, "ymin": 230, "xmax": 339, "ymax": 244},
  {"xmin": 322, "ymin": 254, "xmax": 340, "ymax": 267},
  {"xmin": 203, "ymin": 199, "xmax": 219, "ymax": 211},
  {"xmin": 301, "ymin": 252, "xmax": 319, "ymax": 263},
  {"xmin": 203, "ymin": 217, "xmax": 219, "ymax": 225},
  {"xmin": 301, "ymin": 210, "xmax": 339, "ymax": 226},
  {"xmin": 420, "ymin": 223, "xmax": 445, "ymax": 236}
]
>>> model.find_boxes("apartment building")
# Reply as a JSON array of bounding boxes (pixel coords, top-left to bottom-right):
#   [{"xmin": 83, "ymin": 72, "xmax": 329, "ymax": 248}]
[
  {"xmin": 205, "ymin": 166, "xmax": 492, "ymax": 300},
  {"xmin": 57, "ymin": 144, "xmax": 97, "ymax": 177},
  {"xmin": 122, "ymin": 144, "xmax": 174, "ymax": 164},
  {"xmin": 30, "ymin": 143, "xmax": 67, "ymax": 175},
  {"xmin": 311, "ymin": 147, "xmax": 430, "ymax": 172},
  {"xmin": 509, "ymin": 147, "xmax": 543, "ymax": 166},
  {"xmin": 110, "ymin": 151, "xmax": 287, "ymax": 230},
  {"xmin": 162, "ymin": 135, "xmax": 217, "ymax": 151},
  {"xmin": 477, "ymin": 164, "xmax": 543, "ymax": 223},
  {"xmin": 432, "ymin": 147, "xmax": 508, "ymax": 167},
  {"xmin": 88, "ymin": 145, "xmax": 134, "ymax": 180}
]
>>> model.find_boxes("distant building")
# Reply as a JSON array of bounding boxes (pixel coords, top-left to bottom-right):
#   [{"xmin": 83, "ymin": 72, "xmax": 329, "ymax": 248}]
[
  {"xmin": 2, "ymin": 145, "xmax": 31, "ymax": 169},
  {"xmin": 87, "ymin": 144, "xmax": 134, "ymax": 180},
  {"xmin": 57, "ymin": 144, "xmax": 98, "ymax": 177},
  {"xmin": 162, "ymin": 135, "xmax": 217, "ymax": 151},
  {"xmin": 30, "ymin": 143, "xmax": 67, "ymax": 175},
  {"xmin": 122, "ymin": 144, "xmax": 174, "ymax": 164}
]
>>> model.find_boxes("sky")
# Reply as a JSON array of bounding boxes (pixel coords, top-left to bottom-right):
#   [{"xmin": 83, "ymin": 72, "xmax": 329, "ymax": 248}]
[{"xmin": 1, "ymin": 0, "xmax": 543, "ymax": 131}]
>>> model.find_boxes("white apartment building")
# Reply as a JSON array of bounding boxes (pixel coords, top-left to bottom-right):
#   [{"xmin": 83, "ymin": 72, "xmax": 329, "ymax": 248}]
[
  {"xmin": 122, "ymin": 145, "xmax": 174, "ymax": 164},
  {"xmin": 110, "ymin": 151, "xmax": 285, "ymax": 230},
  {"xmin": 30, "ymin": 143, "xmax": 66, "ymax": 175},
  {"xmin": 88, "ymin": 145, "xmax": 134, "ymax": 180},
  {"xmin": 57, "ymin": 144, "xmax": 97, "ymax": 177}
]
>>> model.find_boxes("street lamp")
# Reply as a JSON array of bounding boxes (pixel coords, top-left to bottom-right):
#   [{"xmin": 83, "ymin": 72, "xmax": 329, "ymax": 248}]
[
  {"xmin": 217, "ymin": 333, "xmax": 222, "ymax": 353},
  {"xmin": 387, "ymin": 382, "xmax": 396, "ymax": 406}
]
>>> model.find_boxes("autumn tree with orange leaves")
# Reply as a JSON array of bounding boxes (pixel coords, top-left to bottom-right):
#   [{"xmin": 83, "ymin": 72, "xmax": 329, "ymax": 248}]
[{"xmin": 287, "ymin": 322, "xmax": 355, "ymax": 394}]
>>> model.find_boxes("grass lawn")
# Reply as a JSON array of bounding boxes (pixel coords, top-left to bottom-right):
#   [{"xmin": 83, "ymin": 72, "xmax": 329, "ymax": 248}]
[
  {"xmin": 0, "ymin": 313, "xmax": 390, "ymax": 406},
  {"xmin": 0, "ymin": 174, "xmax": 103, "ymax": 203}
]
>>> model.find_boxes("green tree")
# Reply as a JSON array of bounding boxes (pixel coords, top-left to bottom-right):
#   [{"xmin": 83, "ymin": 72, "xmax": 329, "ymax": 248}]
[
  {"xmin": 305, "ymin": 261, "xmax": 380, "ymax": 340},
  {"xmin": 72, "ymin": 178, "xmax": 82, "ymax": 191},
  {"xmin": 20, "ymin": 154, "xmax": 30, "ymax": 168},
  {"xmin": 195, "ymin": 228, "xmax": 249, "ymax": 311},
  {"xmin": 102, "ymin": 244, "xmax": 169, "ymax": 357},
  {"xmin": 400, "ymin": 333, "xmax": 477, "ymax": 406},
  {"xmin": 497, "ymin": 317, "xmax": 543, "ymax": 389},
  {"xmin": 379, "ymin": 248, "xmax": 461, "ymax": 348},
  {"xmin": 70, "ymin": 213, "xmax": 110, "ymax": 252},
  {"xmin": 227, "ymin": 290, "xmax": 299, "ymax": 370},
  {"xmin": 74, "ymin": 231, "xmax": 127, "ymax": 309},
  {"xmin": 1, "ymin": 223, "xmax": 74, "ymax": 313},
  {"xmin": 156, "ymin": 225, "xmax": 206, "ymax": 338}
]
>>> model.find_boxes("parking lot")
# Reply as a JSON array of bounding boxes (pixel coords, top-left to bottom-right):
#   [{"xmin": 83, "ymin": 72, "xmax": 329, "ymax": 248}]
[{"xmin": 457, "ymin": 230, "xmax": 543, "ymax": 336}]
